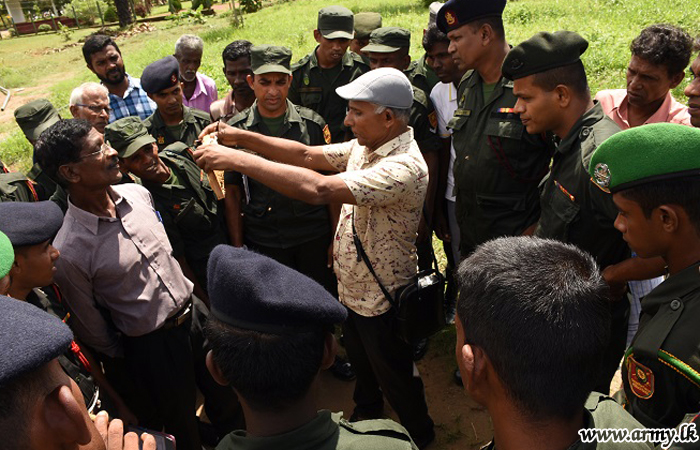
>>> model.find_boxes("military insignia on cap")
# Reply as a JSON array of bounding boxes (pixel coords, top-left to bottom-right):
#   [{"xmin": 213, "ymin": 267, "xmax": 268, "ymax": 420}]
[
  {"xmin": 157, "ymin": 136, "xmax": 165, "ymax": 145},
  {"xmin": 593, "ymin": 163, "xmax": 611, "ymax": 192},
  {"xmin": 510, "ymin": 58, "xmax": 524, "ymax": 70},
  {"xmin": 445, "ymin": 11, "xmax": 456, "ymax": 25},
  {"xmin": 627, "ymin": 354, "xmax": 654, "ymax": 399},
  {"xmin": 171, "ymin": 74, "xmax": 177, "ymax": 84}
]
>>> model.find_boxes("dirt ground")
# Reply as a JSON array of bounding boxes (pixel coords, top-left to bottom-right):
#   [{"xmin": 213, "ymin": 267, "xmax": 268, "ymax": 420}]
[{"xmin": 315, "ymin": 330, "xmax": 494, "ymax": 450}]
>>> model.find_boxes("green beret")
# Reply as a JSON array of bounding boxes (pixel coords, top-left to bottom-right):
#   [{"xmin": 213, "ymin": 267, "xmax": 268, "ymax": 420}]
[
  {"xmin": 354, "ymin": 12, "xmax": 382, "ymax": 40},
  {"xmin": 362, "ymin": 27, "xmax": 411, "ymax": 53},
  {"xmin": 0, "ymin": 231, "xmax": 13, "ymax": 279},
  {"xmin": 502, "ymin": 31, "xmax": 588, "ymax": 80},
  {"xmin": 318, "ymin": 6, "xmax": 354, "ymax": 40},
  {"xmin": 105, "ymin": 117, "xmax": 156, "ymax": 159},
  {"xmin": 250, "ymin": 45, "xmax": 292, "ymax": 75},
  {"xmin": 588, "ymin": 123, "xmax": 700, "ymax": 193},
  {"xmin": 14, "ymin": 99, "xmax": 60, "ymax": 142}
]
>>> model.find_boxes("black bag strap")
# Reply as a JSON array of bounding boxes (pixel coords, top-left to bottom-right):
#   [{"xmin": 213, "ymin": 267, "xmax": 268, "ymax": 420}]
[{"xmin": 351, "ymin": 208, "xmax": 398, "ymax": 309}]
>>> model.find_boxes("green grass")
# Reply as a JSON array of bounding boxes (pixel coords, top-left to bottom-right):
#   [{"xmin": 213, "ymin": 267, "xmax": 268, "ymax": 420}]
[{"xmin": 0, "ymin": 0, "xmax": 699, "ymax": 171}]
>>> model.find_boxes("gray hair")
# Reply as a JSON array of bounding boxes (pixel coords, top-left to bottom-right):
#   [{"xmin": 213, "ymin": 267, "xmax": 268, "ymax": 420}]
[
  {"xmin": 175, "ymin": 34, "xmax": 204, "ymax": 55},
  {"xmin": 69, "ymin": 82, "xmax": 108, "ymax": 106},
  {"xmin": 374, "ymin": 104, "xmax": 411, "ymax": 124}
]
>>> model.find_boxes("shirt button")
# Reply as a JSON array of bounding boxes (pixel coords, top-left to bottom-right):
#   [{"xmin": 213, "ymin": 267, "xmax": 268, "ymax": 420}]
[
  {"xmin": 670, "ymin": 299, "xmax": 681, "ymax": 311},
  {"xmin": 464, "ymin": 155, "xmax": 470, "ymax": 161},
  {"xmin": 581, "ymin": 128, "xmax": 591, "ymax": 138},
  {"xmin": 267, "ymin": 207, "xmax": 272, "ymax": 212}
]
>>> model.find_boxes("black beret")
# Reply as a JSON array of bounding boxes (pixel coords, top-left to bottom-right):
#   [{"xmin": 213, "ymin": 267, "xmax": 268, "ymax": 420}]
[
  {"xmin": 0, "ymin": 295, "xmax": 73, "ymax": 385},
  {"xmin": 207, "ymin": 245, "xmax": 347, "ymax": 334},
  {"xmin": 0, "ymin": 201, "xmax": 64, "ymax": 247},
  {"xmin": 141, "ymin": 55, "xmax": 180, "ymax": 95},
  {"xmin": 436, "ymin": 0, "xmax": 506, "ymax": 33},
  {"xmin": 502, "ymin": 31, "xmax": 589, "ymax": 80}
]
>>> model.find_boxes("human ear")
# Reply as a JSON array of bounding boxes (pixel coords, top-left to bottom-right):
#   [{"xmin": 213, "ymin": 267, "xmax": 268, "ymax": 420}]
[
  {"xmin": 246, "ymin": 74, "xmax": 254, "ymax": 90},
  {"xmin": 555, "ymin": 85, "xmax": 571, "ymax": 108},
  {"xmin": 669, "ymin": 71, "xmax": 685, "ymax": 89},
  {"xmin": 206, "ymin": 350, "xmax": 230, "ymax": 387},
  {"xmin": 658, "ymin": 205, "xmax": 680, "ymax": 233},
  {"xmin": 58, "ymin": 164, "xmax": 80, "ymax": 185},
  {"xmin": 42, "ymin": 384, "xmax": 93, "ymax": 446},
  {"xmin": 320, "ymin": 332, "xmax": 337, "ymax": 370}
]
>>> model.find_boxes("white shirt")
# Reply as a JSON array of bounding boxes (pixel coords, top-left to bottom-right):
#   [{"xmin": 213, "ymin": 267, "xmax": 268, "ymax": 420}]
[{"xmin": 430, "ymin": 82, "xmax": 458, "ymax": 202}]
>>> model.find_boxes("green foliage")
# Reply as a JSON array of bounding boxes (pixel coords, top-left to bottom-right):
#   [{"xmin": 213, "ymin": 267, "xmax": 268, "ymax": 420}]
[
  {"xmin": 166, "ymin": 8, "xmax": 205, "ymax": 25},
  {"xmin": 103, "ymin": 5, "xmax": 118, "ymax": 22},
  {"xmin": 168, "ymin": 0, "xmax": 182, "ymax": 13},
  {"xmin": 239, "ymin": 0, "xmax": 261, "ymax": 13},
  {"xmin": 0, "ymin": 131, "xmax": 33, "ymax": 173},
  {"xmin": 57, "ymin": 22, "xmax": 73, "ymax": 40},
  {"xmin": 37, "ymin": 23, "xmax": 52, "ymax": 32},
  {"xmin": 70, "ymin": 0, "xmax": 109, "ymax": 25}
]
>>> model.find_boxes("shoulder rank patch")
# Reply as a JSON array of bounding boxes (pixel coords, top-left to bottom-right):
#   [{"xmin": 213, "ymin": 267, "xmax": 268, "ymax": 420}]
[
  {"xmin": 322, "ymin": 124, "xmax": 331, "ymax": 144},
  {"xmin": 157, "ymin": 136, "xmax": 165, "ymax": 145},
  {"xmin": 455, "ymin": 109, "xmax": 471, "ymax": 117},
  {"xmin": 428, "ymin": 111, "xmax": 438, "ymax": 130},
  {"xmin": 627, "ymin": 354, "xmax": 654, "ymax": 399}
]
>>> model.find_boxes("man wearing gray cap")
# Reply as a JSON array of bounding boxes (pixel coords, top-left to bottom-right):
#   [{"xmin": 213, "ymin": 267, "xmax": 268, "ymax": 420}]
[
  {"xmin": 289, "ymin": 5, "xmax": 368, "ymax": 143},
  {"xmin": 195, "ymin": 67, "xmax": 435, "ymax": 448}
]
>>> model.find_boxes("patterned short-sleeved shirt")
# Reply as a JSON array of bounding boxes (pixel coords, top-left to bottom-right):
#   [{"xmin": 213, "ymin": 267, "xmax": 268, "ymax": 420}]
[
  {"xmin": 324, "ymin": 129, "xmax": 428, "ymax": 317},
  {"xmin": 108, "ymin": 74, "xmax": 157, "ymax": 122}
]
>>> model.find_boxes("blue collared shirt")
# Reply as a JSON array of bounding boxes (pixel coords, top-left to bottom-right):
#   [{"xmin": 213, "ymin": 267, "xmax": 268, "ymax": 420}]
[{"xmin": 108, "ymin": 74, "xmax": 157, "ymax": 122}]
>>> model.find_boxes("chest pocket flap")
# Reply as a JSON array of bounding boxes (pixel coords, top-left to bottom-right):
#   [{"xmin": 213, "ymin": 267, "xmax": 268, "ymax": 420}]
[{"xmin": 485, "ymin": 119, "xmax": 524, "ymax": 140}]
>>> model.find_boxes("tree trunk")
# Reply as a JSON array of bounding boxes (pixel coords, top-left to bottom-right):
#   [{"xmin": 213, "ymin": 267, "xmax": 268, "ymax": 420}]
[{"xmin": 114, "ymin": 0, "xmax": 133, "ymax": 27}]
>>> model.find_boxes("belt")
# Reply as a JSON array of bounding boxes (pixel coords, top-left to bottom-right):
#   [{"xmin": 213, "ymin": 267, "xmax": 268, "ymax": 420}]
[{"xmin": 161, "ymin": 299, "xmax": 193, "ymax": 330}]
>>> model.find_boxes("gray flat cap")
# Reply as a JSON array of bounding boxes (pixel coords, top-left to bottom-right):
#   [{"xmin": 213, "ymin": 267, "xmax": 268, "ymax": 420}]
[{"xmin": 336, "ymin": 67, "xmax": 413, "ymax": 109}]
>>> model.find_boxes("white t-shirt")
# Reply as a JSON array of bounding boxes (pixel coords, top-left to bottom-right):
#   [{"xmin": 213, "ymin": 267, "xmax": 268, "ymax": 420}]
[{"xmin": 430, "ymin": 82, "xmax": 458, "ymax": 202}]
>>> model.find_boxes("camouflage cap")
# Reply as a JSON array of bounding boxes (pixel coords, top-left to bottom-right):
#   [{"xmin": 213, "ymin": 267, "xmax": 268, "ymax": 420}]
[
  {"xmin": 502, "ymin": 31, "xmax": 589, "ymax": 80},
  {"xmin": 317, "ymin": 5, "xmax": 354, "ymax": 40},
  {"xmin": 104, "ymin": 116, "xmax": 156, "ymax": 159},
  {"xmin": 354, "ymin": 12, "xmax": 382, "ymax": 40},
  {"xmin": 362, "ymin": 27, "xmax": 411, "ymax": 53},
  {"xmin": 250, "ymin": 45, "xmax": 292, "ymax": 75},
  {"xmin": 588, "ymin": 123, "xmax": 700, "ymax": 193},
  {"xmin": 141, "ymin": 55, "xmax": 180, "ymax": 94},
  {"xmin": 14, "ymin": 99, "xmax": 61, "ymax": 142}
]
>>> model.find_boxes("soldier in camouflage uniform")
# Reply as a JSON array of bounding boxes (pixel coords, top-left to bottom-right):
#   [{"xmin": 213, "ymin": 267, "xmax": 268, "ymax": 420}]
[
  {"xmin": 141, "ymin": 56, "xmax": 211, "ymax": 151},
  {"xmin": 289, "ymin": 6, "xmax": 368, "ymax": 143}
]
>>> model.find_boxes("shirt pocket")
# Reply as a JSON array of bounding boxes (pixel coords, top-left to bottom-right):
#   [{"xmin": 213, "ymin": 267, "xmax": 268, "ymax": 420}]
[
  {"xmin": 174, "ymin": 198, "xmax": 213, "ymax": 232},
  {"xmin": 298, "ymin": 89, "xmax": 322, "ymax": 109},
  {"xmin": 484, "ymin": 118, "xmax": 529, "ymax": 174},
  {"xmin": 540, "ymin": 181, "xmax": 580, "ymax": 241}
]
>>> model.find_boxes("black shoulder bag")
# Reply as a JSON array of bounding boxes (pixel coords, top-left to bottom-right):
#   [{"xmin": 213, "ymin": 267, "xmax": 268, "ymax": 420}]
[{"xmin": 351, "ymin": 208, "xmax": 446, "ymax": 344}]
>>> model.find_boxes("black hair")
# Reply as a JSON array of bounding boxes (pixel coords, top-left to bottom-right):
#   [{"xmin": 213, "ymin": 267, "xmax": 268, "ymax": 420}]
[
  {"xmin": 532, "ymin": 60, "xmax": 590, "ymax": 98},
  {"xmin": 0, "ymin": 364, "xmax": 54, "ymax": 449},
  {"xmin": 469, "ymin": 16, "xmax": 504, "ymax": 40},
  {"xmin": 222, "ymin": 40, "xmax": 253, "ymax": 65},
  {"xmin": 422, "ymin": 23, "xmax": 449, "ymax": 52},
  {"xmin": 204, "ymin": 318, "xmax": 328, "ymax": 412},
  {"xmin": 82, "ymin": 34, "xmax": 121, "ymax": 66},
  {"xmin": 456, "ymin": 236, "xmax": 610, "ymax": 421},
  {"xmin": 34, "ymin": 119, "xmax": 93, "ymax": 188},
  {"xmin": 620, "ymin": 177, "xmax": 700, "ymax": 233},
  {"xmin": 630, "ymin": 24, "xmax": 693, "ymax": 77}
]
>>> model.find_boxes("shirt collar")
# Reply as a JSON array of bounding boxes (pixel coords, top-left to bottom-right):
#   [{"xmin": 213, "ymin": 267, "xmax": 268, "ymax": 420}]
[
  {"xmin": 66, "ymin": 187, "xmax": 125, "ymax": 235},
  {"xmin": 189, "ymin": 73, "xmax": 210, "ymax": 101},
  {"xmin": 556, "ymin": 102, "xmax": 606, "ymax": 154},
  {"xmin": 642, "ymin": 261, "xmax": 700, "ymax": 309},
  {"xmin": 373, "ymin": 128, "xmax": 414, "ymax": 157},
  {"xmin": 246, "ymin": 99, "xmax": 300, "ymax": 128}
]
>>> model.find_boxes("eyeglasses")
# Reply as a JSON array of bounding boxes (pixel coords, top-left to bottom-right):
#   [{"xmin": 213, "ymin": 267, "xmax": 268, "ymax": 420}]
[
  {"xmin": 75, "ymin": 104, "xmax": 112, "ymax": 114},
  {"xmin": 79, "ymin": 142, "xmax": 113, "ymax": 160}
]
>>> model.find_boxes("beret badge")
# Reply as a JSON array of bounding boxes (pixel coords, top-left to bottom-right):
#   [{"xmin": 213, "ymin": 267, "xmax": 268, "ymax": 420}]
[
  {"xmin": 445, "ymin": 10, "xmax": 456, "ymax": 26},
  {"xmin": 510, "ymin": 58, "xmax": 524, "ymax": 71},
  {"xmin": 593, "ymin": 163, "xmax": 611, "ymax": 192},
  {"xmin": 171, "ymin": 74, "xmax": 177, "ymax": 84}
]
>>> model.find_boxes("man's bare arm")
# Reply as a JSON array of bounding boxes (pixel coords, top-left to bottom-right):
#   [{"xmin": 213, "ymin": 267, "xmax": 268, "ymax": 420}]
[
  {"xmin": 194, "ymin": 143, "xmax": 356, "ymax": 205},
  {"xmin": 199, "ymin": 122, "xmax": 337, "ymax": 172}
]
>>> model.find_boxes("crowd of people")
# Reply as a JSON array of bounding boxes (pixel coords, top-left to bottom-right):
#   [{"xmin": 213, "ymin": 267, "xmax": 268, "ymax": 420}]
[{"xmin": 1, "ymin": 0, "xmax": 700, "ymax": 448}]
